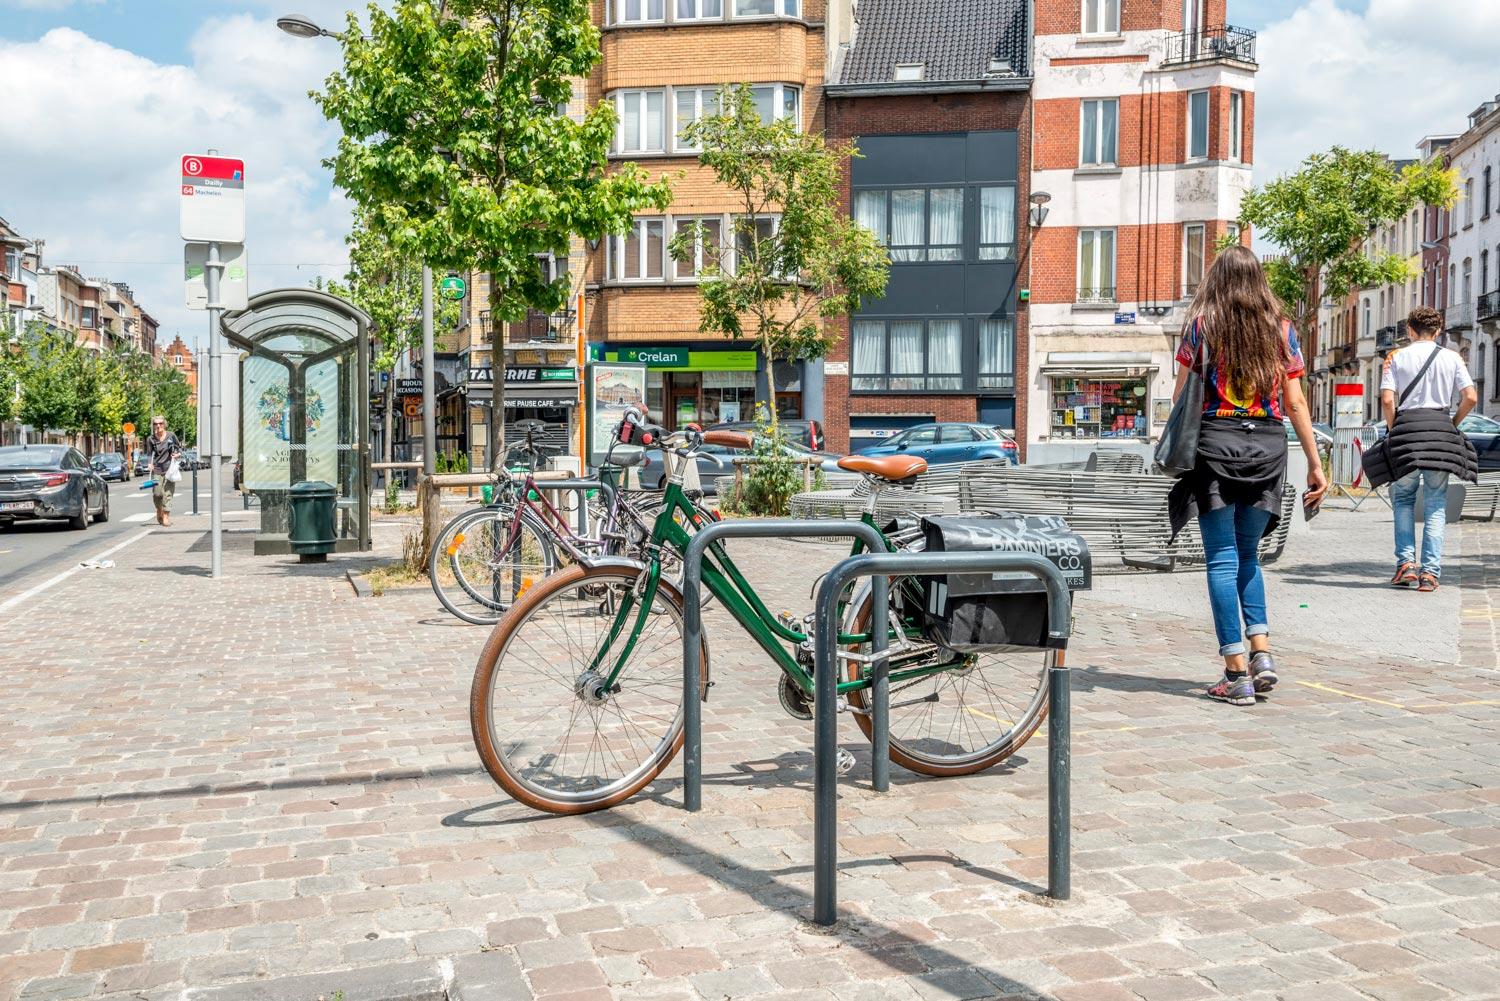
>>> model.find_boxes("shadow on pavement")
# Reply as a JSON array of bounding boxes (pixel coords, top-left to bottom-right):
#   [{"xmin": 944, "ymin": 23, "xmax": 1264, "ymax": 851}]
[
  {"xmin": 135, "ymin": 564, "xmax": 213, "ymax": 577},
  {"xmin": 1068, "ymin": 661, "xmax": 1207, "ymax": 699}
]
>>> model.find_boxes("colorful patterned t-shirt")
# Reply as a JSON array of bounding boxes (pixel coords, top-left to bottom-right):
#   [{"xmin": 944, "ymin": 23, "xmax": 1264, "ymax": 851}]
[{"xmin": 1175, "ymin": 319, "xmax": 1305, "ymax": 420}]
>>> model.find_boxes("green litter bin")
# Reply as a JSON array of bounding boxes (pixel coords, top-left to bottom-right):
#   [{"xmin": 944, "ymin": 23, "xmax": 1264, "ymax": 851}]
[{"xmin": 287, "ymin": 480, "xmax": 337, "ymax": 562}]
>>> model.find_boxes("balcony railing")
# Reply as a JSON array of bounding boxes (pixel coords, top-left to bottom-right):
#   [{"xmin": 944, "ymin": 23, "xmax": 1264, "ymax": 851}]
[
  {"xmin": 1076, "ymin": 286, "xmax": 1117, "ymax": 305},
  {"xmin": 507, "ymin": 307, "xmax": 576, "ymax": 344},
  {"xmin": 1479, "ymin": 290, "xmax": 1500, "ymax": 323},
  {"xmin": 1376, "ymin": 325, "xmax": 1397, "ymax": 350},
  {"xmin": 1446, "ymin": 301, "xmax": 1474, "ymax": 330},
  {"xmin": 1162, "ymin": 25, "xmax": 1257, "ymax": 67}
]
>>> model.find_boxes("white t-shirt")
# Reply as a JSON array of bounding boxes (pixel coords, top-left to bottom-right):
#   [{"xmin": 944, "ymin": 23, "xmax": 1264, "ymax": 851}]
[{"xmin": 1379, "ymin": 341, "xmax": 1474, "ymax": 411}]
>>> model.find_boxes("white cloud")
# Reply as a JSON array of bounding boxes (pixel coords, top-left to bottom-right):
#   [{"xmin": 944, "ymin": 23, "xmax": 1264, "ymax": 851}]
[
  {"xmin": 0, "ymin": 15, "xmax": 351, "ymax": 352},
  {"xmin": 1254, "ymin": 0, "xmax": 1500, "ymax": 185}
]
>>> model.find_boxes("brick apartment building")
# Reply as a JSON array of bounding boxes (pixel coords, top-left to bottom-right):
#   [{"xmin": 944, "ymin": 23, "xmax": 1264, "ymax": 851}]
[
  {"xmin": 822, "ymin": 0, "xmax": 1031, "ymax": 452},
  {"xmin": 1025, "ymin": 0, "xmax": 1257, "ymax": 460},
  {"xmin": 164, "ymin": 335, "xmax": 198, "ymax": 407},
  {"xmin": 582, "ymin": 0, "xmax": 828, "ymax": 431}
]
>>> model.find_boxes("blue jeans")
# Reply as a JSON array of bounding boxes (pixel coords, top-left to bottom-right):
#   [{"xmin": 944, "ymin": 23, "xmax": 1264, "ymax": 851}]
[
  {"xmin": 1391, "ymin": 469, "xmax": 1450, "ymax": 577},
  {"xmin": 1198, "ymin": 502, "xmax": 1274, "ymax": 656}
]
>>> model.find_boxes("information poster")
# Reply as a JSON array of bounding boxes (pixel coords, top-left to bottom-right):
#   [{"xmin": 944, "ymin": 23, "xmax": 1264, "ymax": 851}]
[
  {"xmin": 303, "ymin": 359, "xmax": 339, "ymax": 486},
  {"xmin": 242, "ymin": 355, "xmax": 290, "ymax": 490},
  {"xmin": 586, "ymin": 361, "xmax": 648, "ymax": 467}
]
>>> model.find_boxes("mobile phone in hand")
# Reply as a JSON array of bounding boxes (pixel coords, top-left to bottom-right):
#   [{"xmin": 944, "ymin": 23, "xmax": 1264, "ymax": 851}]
[{"xmin": 1303, "ymin": 490, "xmax": 1321, "ymax": 521}]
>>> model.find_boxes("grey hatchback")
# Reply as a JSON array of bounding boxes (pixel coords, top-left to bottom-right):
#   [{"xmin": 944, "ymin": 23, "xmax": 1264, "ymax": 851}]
[{"xmin": 0, "ymin": 444, "xmax": 110, "ymax": 531}]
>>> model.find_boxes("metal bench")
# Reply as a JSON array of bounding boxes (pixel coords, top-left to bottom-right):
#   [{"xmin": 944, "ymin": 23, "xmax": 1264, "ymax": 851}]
[
  {"xmin": 1460, "ymin": 473, "xmax": 1500, "ymax": 522},
  {"xmin": 958, "ymin": 465, "xmax": 1296, "ymax": 572}
]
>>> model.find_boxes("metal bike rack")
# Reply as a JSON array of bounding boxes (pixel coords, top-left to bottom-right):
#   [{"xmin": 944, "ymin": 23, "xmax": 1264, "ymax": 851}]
[
  {"xmin": 811, "ymin": 550, "xmax": 1074, "ymax": 926},
  {"xmin": 680, "ymin": 519, "xmax": 889, "ymax": 812},
  {"xmin": 529, "ymin": 476, "xmax": 615, "ymax": 536}
]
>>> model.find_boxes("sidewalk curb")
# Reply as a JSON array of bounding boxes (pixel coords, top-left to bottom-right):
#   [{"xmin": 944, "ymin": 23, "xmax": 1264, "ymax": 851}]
[
  {"xmin": 179, "ymin": 953, "xmax": 526, "ymax": 1001},
  {"xmin": 346, "ymin": 569, "xmax": 374, "ymax": 598}
]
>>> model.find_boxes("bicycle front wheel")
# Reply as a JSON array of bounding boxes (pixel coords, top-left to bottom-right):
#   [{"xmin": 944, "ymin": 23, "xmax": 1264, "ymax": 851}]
[
  {"xmin": 437, "ymin": 508, "xmax": 557, "ymax": 625},
  {"xmin": 842, "ymin": 575, "xmax": 1051, "ymax": 777},
  {"xmin": 470, "ymin": 562, "xmax": 705, "ymax": 814}
]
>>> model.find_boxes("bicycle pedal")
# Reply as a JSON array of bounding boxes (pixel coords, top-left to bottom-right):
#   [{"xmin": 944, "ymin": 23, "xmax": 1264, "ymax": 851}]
[
  {"xmin": 835, "ymin": 748, "xmax": 856, "ymax": 776},
  {"xmin": 776, "ymin": 610, "xmax": 800, "ymax": 631}
]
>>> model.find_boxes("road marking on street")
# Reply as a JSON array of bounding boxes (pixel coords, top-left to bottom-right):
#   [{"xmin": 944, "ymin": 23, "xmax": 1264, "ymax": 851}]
[
  {"xmin": 0, "ymin": 530, "xmax": 153, "ymax": 615},
  {"xmin": 1293, "ymin": 680, "xmax": 1406, "ymax": 709},
  {"xmin": 123, "ymin": 513, "xmax": 156, "ymax": 523}
]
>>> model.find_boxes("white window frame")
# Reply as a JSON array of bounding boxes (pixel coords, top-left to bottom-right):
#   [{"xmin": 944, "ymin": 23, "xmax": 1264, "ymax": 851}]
[
  {"xmin": 614, "ymin": 89, "xmax": 666, "ymax": 154},
  {"xmin": 1080, "ymin": 98, "xmax": 1119, "ymax": 167},
  {"xmin": 672, "ymin": 87, "xmax": 721, "ymax": 153},
  {"xmin": 671, "ymin": 215, "xmax": 723, "ymax": 280},
  {"xmin": 1184, "ymin": 223, "xmax": 1206, "ymax": 297},
  {"xmin": 1465, "ymin": 178, "xmax": 1475, "ymax": 227},
  {"xmin": 674, "ymin": 0, "xmax": 721, "ymax": 19},
  {"xmin": 733, "ymin": 0, "xmax": 798, "ymax": 17},
  {"xmin": 1078, "ymin": 228, "xmax": 1117, "ymax": 303},
  {"xmin": 1226, "ymin": 222, "xmax": 1242, "ymax": 244},
  {"xmin": 613, "ymin": 0, "xmax": 665, "ymax": 24},
  {"xmin": 1228, "ymin": 92, "xmax": 1243, "ymax": 163},
  {"xmin": 1187, "ymin": 90, "xmax": 1210, "ymax": 161},
  {"xmin": 746, "ymin": 83, "xmax": 801, "ymax": 129},
  {"xmin": 729, "ymin": 214, "xmax": 781, "ymax": 276},
  {"xmin": 608, "ymin": 217, "xmax": 666, "ymax": 283},
  {"xmin": 1082, "ymin": 0, "xmax": 1119, "ymax": 34}
]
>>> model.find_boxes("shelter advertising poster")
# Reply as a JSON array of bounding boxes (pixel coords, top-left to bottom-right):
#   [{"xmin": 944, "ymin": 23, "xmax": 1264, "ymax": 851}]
[{"xmin": 587, "ymin": 362, "xmax": 647, "ymax": 467}]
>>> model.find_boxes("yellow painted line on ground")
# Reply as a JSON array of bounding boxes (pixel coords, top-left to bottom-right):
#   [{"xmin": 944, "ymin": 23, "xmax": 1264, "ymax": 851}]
[
  {"xmin": 1293, "ymin": 680, "xmax": 1408, "ymax": 709},
  {"xmin": 963, "ymin": 707, "xmax": 1015, "ymax": 726}
]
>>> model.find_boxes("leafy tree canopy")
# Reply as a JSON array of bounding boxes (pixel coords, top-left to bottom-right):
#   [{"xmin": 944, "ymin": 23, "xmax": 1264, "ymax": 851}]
[{"xmin": 1238, "ymin": 146, "xmax": 1458, "ymax": 332}]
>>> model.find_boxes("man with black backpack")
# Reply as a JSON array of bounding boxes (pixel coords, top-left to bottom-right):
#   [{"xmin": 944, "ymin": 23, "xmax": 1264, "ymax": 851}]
[{"xmin": 1379, "ymin": 307, "xmax": 1479, "ymax": 592}]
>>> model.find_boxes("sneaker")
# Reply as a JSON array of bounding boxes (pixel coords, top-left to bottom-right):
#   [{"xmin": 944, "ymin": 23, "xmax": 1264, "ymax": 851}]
[
  {"xmin": 1206, "ymin": 672, "xmax": 1256, "ymax": 707},
  {"xmin": 1417, "ymin": 572, "xmax": 1439, "ymax": 593},
  {"xmin": 1249, "ymin": 651, "xmax": 1279, "ymax": 693},
  {"xmin": 1390, "ymin": 561, "xmax": 1418, "ymax": 587}
]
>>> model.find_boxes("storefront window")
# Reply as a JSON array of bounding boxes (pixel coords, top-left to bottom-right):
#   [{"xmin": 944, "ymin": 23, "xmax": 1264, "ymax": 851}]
[{"xmin": 1049, "ymin": 376, "xmax": 1149, "ymax": 439}]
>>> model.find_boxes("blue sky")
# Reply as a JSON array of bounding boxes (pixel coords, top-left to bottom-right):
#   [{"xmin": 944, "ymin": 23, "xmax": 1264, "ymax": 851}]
[{"xmin": 0, "ymin": 0, "xmax": 1487, "ymax": 351}]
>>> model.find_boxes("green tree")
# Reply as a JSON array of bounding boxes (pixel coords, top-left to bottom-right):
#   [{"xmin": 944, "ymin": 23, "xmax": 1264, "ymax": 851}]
[
  {"xmin": 669, "ymin": 84, "xmax": 889, "ymax": 409},
  {"xmin": 150, "ymin": 363, "xmax": 196, "ymax": 444},
  {"xmin": 1237, "ymin": 147, "xmax": 1458, "ymax": 336},
  {"xmin": 0, "ymin": 309, "xmax": 21, "ymax": 426},
  {"xmin": 313, "ymin": 0, "xmax": 672, "ymax": 467},
  {"xmin": 17, "ymin": 323, "xmax": 84, "ymax": 435}
]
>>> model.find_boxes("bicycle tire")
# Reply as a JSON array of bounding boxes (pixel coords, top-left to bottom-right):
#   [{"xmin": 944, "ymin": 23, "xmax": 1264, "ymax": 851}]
[
  {"xmin": 430, "ymin": 506, "xmax": 498, "ymax": 616},
  {"xmin": 434, "ymin": 507, "xmax": 557, "ymax": 625},
  {"xmin": 840, "ymin": 544, "xmax": 1051, "ymax": 776},
  {"xmin": 470, "ymin": 562, "xmax": 708, "ymax": 814}
]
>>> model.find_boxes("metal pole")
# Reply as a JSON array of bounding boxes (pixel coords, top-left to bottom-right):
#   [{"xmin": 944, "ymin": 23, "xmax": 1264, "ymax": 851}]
[
  {"xmin": 206, "ymin": 241, "xmax": 223, "ymax": 578},
  {"xmin": 679, "ymin": 519, "xmax": 887, "ymax": 813},
  {"xmin": 421, "ymin": 265, "xmax": 435, "ymax": 478},
  {"xmin": 869, "ymin": 571, "xmax": 889, "ymax": 793},
  {"xmin": 1047, "ymin": 650, "xmax": 1071, "ymax": 900}
]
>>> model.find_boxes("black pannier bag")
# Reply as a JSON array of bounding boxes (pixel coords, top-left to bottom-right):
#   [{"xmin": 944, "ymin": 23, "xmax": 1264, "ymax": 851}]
[{"xmin": 919, "ymin": 514, "xmax": 1091, "ymax": 653}]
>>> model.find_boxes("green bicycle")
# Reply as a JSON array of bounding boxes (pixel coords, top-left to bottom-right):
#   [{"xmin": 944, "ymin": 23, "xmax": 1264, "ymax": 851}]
[{"xmin": 470, "ymin": 410, "xmax": 1054, "ymax": 814}]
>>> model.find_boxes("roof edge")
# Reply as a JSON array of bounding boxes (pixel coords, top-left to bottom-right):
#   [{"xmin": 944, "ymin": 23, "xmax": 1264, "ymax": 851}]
[{"xmin": 824, "ymin": 77, "xmax": 1033, "ymax": 98}]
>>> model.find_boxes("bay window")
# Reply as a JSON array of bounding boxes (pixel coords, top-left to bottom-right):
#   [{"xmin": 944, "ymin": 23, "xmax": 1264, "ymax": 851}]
[
  {"xmin": 1187, "ymin": 90, "xmax": 1209, "ymax": 160},
  {"xmin": 1080, "ymin": 98, "xmax": 1119, "ymax": 167},
  {"xmin": 1078, "ymin": 228, "xmax": 1116, "ymax": 302},
  {"xmin": 675, "ymin": 0, "xmax": 721, "ymax": 17},
  {"xmin": 735, "ymin": 0, "xmax": 798, "ymax": 15},
  {"xmin": 732, "ymin": 215, "xmax": 778, "ymax": 274},
  {"xmin": 616, "ymin": 90, "xmax": 665, "ymax": 154},
  {"xmin": 674, "ymin": 87, "xmax": 720, "ymax": 150},
  {"xmin": 747, "ymin": 83, "xmax": 800, "ymax": 128}
]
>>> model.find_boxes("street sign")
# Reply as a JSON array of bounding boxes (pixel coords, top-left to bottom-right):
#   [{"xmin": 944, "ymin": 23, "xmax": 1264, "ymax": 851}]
[
  {"xmin": 180, "ymin": 154, "xmax": 246, "ymax": 242},
  {"xmin": 122, "ymin": 422, "xmax": 135, "ymax": 435},
  {"xmin": 1114, "ymin": 311, "xmax": 1137, "ymax": 325},
  {"xmin": 185, "ymin": 243, "xmax": 249, "ymax": 310},
  {"xmin": 438, "ymin": 275, "xmax": 466, "ymax": 300},
  {"xmin": 402, "ymin": 397, "xmax": 422, "ymax": 418}
]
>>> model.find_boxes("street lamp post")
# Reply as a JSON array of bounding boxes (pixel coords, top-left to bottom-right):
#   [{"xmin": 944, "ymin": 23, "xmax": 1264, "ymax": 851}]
[{"xmin": 279, "ymin": 12, "xmax": 436, "ymax": 479}]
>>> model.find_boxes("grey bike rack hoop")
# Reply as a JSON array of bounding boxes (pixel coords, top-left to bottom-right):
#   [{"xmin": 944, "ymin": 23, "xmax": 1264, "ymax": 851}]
[
  {"xmin": 680, "ymin": 519, "xmax": 889, "ymax": 812},
  {"xmin": 515, "ymin": 476, "xmax": 614, "ymax": 534},
  {"xmin": 811, "ymin": 549, "xmax": 1073, "ymax": 926}
]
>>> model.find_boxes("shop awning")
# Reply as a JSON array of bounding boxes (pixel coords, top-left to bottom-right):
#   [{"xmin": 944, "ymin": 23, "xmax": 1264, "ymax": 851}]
[{"xmin": 1040, "ymin": 351, "xmax": 1158, "ymax": 376}]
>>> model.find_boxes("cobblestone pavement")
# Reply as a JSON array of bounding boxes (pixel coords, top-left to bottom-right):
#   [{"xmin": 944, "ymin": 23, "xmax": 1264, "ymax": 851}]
[{"xmin": 0, "ymin": 509, "xmax": 1496, "ymax": 1001}]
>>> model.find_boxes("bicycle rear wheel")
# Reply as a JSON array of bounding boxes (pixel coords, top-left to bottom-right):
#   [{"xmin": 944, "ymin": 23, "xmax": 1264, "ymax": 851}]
[
  {"xmin": 841, "ymin": 569, "xmax": 1051, "ymax": 777},
  {"xmin": 470, "ymin": 562, "xmax": 705, "ymax": 814},
  {"xmin": 435, "ymin": 508, "xmax": 557, "ymax": 625}
]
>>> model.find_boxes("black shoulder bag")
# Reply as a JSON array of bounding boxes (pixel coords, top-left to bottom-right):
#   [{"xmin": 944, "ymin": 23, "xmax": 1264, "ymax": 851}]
[
  {"xmin": 1359, "ymin": 345, "xmax": 1442, "ymax": 488},
  {"xmin": 1154, "ymin": 324, "xmax": 1207, "ymax": 478}
]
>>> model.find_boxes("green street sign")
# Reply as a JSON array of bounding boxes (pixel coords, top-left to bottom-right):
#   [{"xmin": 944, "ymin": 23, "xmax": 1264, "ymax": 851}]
[{"xmin": 438, "ymin": 275, "xmax": 466, "ymax": 300}]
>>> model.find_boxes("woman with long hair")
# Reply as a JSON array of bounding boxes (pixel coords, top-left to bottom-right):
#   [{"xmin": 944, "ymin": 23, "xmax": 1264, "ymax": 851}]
[{"xmin": 1169, "ymin": 244, "xmax": 1327, "ymax": 706}]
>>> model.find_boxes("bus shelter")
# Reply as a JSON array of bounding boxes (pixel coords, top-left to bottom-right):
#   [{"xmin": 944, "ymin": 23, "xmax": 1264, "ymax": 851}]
[{"xmin": 223, "ymin": 288, "xmax": 372, "ymax": 555}]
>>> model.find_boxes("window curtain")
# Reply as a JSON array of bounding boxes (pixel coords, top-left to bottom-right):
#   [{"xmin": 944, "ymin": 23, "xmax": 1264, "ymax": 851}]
[
  {"xmin": 1101, "ymin": 99, "xmax": 1118, "ymax": 164},
  {"xmin": 851, "ymin": 321, "xmax": 882, "ymax": 390},
  {"xmin": 890, "ymin": 190, "xmax": 925, "ymax": 261},
  {"xmin": 645, "ymin": 91, "xmax": 664, "ymax": 150},
  {"xmin": 980, "ymin": 319, "xmax": 1014, "ymax": 388},
  {"xmin": 676, "ymin": 90, "xmax": 697, "ymax": 146},
  {"xmin": 624, "ymin": 224, "xmax": 642, "ymax": 279},
  {"xmin": 622, "ymin": 93, "xmax": 640, "ymax": 151},
  {"xmin": 928, "ymin": 189, "xmax": 962, "ymax": 260},
  {"xmin": 889, "ymin": 321, "xmax": 923, "ymax": 390},
  {"xmin": 854, "ymin": 191, "xmax": 886, "ymax": 245},
  {"xmin": 1082, "ymin": 101, "xmax": 1099, "ymax": 164},
  {"xmin": 928, "ymin": 321, "xmax": 962, "ymax": 389},
  {"xmin": 980, "ymin": 187, "xmax": 1015, "ymax": 260}
]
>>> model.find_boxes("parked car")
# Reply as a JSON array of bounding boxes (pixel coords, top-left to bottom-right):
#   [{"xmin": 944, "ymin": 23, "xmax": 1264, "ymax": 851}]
[
  {"xmin": 987, "ymin": 427, "xmax": 1022, "ymax": 465},
  {"xmin": 1459, "ymin": 413, "xmax": 1500, "ymax": 472},
  {"xmin": 0, "ymin": 444, "xmax": 109, "ymax": 531},
  {"xmin": 706, "ymin": 419, "xmax": 824, "ymax": 452},
  {"xmin": 638, "ymin": 436, "xmax": 841, "ymax": 493},
  {"xmin": 1282, "ymin": 419, "xmax": 1334, "ymax": 451},
  {"xmin": 180, "ymin": 448, "xmax": 201, "ymax": 471},
  {"xmin": 852, "ymin": 422, "xmax": 1016, "ymax": 467},
  {"xmin": 90, "ymin": 451, "xmax": 131, "ymax": 482},
  {"xmin": 133, "ymin": 450, "xmax": 151, "ymax": 476}
]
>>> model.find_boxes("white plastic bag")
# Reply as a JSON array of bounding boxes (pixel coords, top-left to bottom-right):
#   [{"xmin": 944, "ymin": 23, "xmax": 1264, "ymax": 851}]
[{"xmin": 166, "ymin": 458, "xmax": 182, "ymax": 483}]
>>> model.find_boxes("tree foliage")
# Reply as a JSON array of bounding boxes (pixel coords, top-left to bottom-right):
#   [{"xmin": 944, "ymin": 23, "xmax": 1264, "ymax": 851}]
[
  {"xmin": 1238, "ymin": 147, "xmax": 1458, "ymax": 333},
  {"xmin": 313, "ymin": 0, "xmax": 671, "ymax": 318},
  {"xmin": 669, "ymin": 85, "xmax": 889, "ymax": 373}
]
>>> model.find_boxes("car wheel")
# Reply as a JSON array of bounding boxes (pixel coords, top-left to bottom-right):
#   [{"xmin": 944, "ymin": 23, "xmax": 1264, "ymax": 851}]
[
  {"xmin": 70, "ymin": 504, "xmax": 89, "ymax": 530},
  {"xmin": 94, "ymin": 490, "xmax": 109, "ymax": 524}
]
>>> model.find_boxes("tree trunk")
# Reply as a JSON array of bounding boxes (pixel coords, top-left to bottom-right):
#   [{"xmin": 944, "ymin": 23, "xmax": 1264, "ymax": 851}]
[
  {"xmin": 754, "ymin": 346, "xmax": 773, "ymax": 424},
  {"xmin": 487, "ymin": 272, "xmax": 505, "ymax": 473}
]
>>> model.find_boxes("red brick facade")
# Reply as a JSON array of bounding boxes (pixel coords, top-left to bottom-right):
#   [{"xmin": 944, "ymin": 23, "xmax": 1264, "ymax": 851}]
[{"xmin": 1034, "ymin": 0, "xmax": 1228, "ymax": 36}]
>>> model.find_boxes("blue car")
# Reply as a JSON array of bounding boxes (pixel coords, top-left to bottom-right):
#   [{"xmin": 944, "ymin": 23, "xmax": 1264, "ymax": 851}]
[{"xmin": 853, "ymin": 422, "xmax": 1018, "ymax": 467}]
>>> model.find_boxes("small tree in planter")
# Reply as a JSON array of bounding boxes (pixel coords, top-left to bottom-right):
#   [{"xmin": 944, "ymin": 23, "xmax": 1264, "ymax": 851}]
[{"xmin": 669, "ymin": 84, "xmax": 888, "ymax": 417}]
